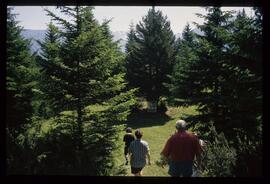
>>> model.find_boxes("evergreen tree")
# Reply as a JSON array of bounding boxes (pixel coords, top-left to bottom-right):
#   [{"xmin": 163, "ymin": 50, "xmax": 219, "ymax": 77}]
[
  {"xmin": 168, "ymin": 23, "xmax": 198, "ymax": 106},
  {"xmin": 169, "ymin": 7, "xmax": 262, "ymax": 177},
  {"xmin": 6, "ymin": 7, "xmax": 38, "ymax": 174},
  {"xmin": 6, "ymin": 7, "xmax": 36, "ymax": 129},
  {"xmin": 36, "ymin": 22, "xmax": 62, "ymax": 118},
  {"xmin": 125, "ymin": 7, "xmax": 176, "ymax": 111},
  {"xmin": 225, "ymin": 9, "xmax": 262, "ymax": 176},
  {"xmin": 224, "ymin": 9, "xmax": 262, "ymax": 139},
  {"xmin": 24, "ymin": 6, "xmax": 137, "ymax": 175},
  {"xmin": 169, "ymin": 7, "xmax": 236, "ymax": 135}
]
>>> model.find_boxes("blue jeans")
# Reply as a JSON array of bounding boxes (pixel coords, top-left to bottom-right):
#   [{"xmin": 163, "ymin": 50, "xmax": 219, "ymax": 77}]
[{"xmin": 168, "ymin": 160, "xmax": 193, "ymax": 177}]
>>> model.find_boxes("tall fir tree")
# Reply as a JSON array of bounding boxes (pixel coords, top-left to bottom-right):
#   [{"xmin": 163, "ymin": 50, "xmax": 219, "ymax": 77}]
[
  {"xmin": 36, "ymin": 22, "xmax": 62, "ymax": 118},
  {"xmin": 24, "ymin": 6, "xmax": 137, "ymax": 175},
  {"xmin": 224, "ymin": 9, "xmax": 262, "ymax": 139},
  {"xmin": 125, "ymin": 7, "xmax": 177, "ymax": 111},
  {"xmin": 6, "ymin": 7, "xmax": 36, "ymax": 130},
  {"xmin": 169, "ymin": 7, "xmax": 235, "ymax": 135},
  {"xmin": 169, "ymin": 8, "xmax": 262, "ymax": 176},
  {"xmin": 6, "ymin": 7, "xmax": 38, "ymax": 175},
  {"xmin": 168, "ymin": 23, "xmax": 198, "ymax": 106},
  {"xmin": 169, "ymin": 7, "xmax": 262, "ymax": 142},
  {"xmin": 225, "ymin": 9, "xmax": 262, "ymax": 176}
]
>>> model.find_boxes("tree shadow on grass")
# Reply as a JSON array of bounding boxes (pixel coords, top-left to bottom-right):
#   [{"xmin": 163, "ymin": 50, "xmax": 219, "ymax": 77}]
[{"xmin": 125, "ymin": 110, "xmax": 172, "ymax": 129}]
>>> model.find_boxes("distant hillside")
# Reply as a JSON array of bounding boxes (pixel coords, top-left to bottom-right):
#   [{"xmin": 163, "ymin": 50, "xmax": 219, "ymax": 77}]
[
  {"xmin": 21, "ymin": 28, "xmax": 203, "ymax": 54},
  {"xmin": 21, "ymin": 29, "xmax": 128, "ymax": 53},
  {"xmin": 21, "ymin": 29, "xmax": 46, "ymax": 54},
  {"xmin": 175, "ymin": 28, "xmax": 204, "ymax": 40}
]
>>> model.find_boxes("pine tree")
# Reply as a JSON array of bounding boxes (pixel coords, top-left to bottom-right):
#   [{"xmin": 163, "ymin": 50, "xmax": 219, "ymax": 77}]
[
  {"xmin": 169, "ymin": 23, "xmax": 198, "ymax": 106},
  {"xmin": 225, "ymin": 8, "xmax": 262, "ymax": 176},
  {"xmin": 6, "ymin": 7, "xmax": 36, "ymax": 129},
  {"xmin": 29, "ymin": 6, "xmax": 137, "ymax": 175},
  {"xmin": 169, "ymin": 7, "xmax": 235, "ymax": 135},
  {"xmin": 6, "ymin": 7, "xmax": 38, "ymax": 174},
  {"xmin": 125, "ymin": 7, "xmax": 177, "ymax": 111},
  {"xmin": 35, "ymin": 22, "xmax": 62, "ymax": 118},
  {"xmin": 224, "ymin": 9, "xmax": 262, "ymax": 139},
  {"xmin": 169, "ymin": 7, "xmax": 262, "ymax": 176}
]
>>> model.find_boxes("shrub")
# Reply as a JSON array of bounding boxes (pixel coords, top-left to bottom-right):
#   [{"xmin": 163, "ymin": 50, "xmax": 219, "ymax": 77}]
[
  {"xmin": 7, "ymin": 98, "xmax": 135, "ymax": 175},
  {"xmin": 197, "ymin": 125, "xmax": 237, "ymax": 177},
  {"xmin": 232, "ymin": 127, "xmax": 262, "ymax": 176},
  {"xmin": 157, "ymin": 98, "xmax": 168, "ymax": 113}
]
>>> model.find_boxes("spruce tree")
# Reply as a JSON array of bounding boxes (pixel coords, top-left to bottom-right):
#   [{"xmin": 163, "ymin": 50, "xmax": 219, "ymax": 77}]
[
  {"xmin": 169, "ymin": 23, "xmax": 198, "ymax": 106},
  {"xmin": 170, "ymin": 7, "xmax": 262, "ymax": 141},
  {"xmin": 6, "ymin": 7, "xmax": 38, "ymax": 174},
  {"xmin": 169, "ymin": 7, "xmax": 262, "ymax": 176},
  {"xmin": 169, "ymin": 7, "xmax": 234, "ymax": 134},
  {"xmin": 36, "ymin": 22, "xmax": 62, "ymax": 118},
  {"xmin": 224, "ymin": 9, "xmax": 262, "ymax": 139},
  {"xmin": 226, "ymin": 9, "xmax": 262, "ymax": 176},
  {"xmin": 6, "ymin": 7, "xmax": 36, "ymax": 129},
  {"xmin": 125, "ymin": 7, "xmax": 176, "ymax": 111},
  {"xmin": 31, "ymin": 6, "xmax": 136, "ymax": 175}
]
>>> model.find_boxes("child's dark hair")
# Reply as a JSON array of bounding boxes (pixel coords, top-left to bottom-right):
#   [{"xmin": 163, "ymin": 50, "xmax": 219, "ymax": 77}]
[
  {"xmin": 126, "ymin": 127, "xmax": 132, "ymax": 133},
  {"xmin": 135, "ymin": 129, "xmax": 143, "ymax": 139}
]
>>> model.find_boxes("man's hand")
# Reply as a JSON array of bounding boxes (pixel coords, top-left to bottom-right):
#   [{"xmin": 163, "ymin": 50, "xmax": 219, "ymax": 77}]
[
  {"xmin": 161, "ymin": 159, "xmax": 167, "ymax": 168},
  {"xmin": 160, "ymin": 154, "xmax": 168, "ymax": 168},
  {"xmin": 196, "ymin": 155, "xmax": 202, "ymax": 170}
]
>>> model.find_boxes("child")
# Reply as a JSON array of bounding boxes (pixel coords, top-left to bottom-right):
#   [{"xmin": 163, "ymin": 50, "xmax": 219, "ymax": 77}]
[{"xmin": 123, "ymin": 127, "xmax": 135, "ymax": 165}]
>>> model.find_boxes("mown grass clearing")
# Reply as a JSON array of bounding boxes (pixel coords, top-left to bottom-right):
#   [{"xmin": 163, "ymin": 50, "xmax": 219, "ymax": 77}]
[{"xmin": 114, "ymin": 106, "xmax": 198, "ymax": 176}]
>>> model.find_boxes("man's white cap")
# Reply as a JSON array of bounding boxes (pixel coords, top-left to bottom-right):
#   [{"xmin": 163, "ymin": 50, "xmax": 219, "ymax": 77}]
[{"xmin": 175, "ymin": 120, "xmax": 187, "ymax": 130}]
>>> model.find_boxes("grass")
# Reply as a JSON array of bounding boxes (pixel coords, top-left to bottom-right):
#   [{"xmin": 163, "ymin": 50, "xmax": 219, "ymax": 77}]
[
  {"xmin": 114, "ymin": 106, "xmax": 198, "ymax": 176},
  {"xmin": 37, "ymin": 104, "xmax": 198, "ymax": 176}
]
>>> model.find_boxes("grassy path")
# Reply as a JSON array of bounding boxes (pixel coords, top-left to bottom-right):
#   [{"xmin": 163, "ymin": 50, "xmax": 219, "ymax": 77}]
[{"xmin": 114, "ymin": 106, "xmax": 197, "ymax": 176}]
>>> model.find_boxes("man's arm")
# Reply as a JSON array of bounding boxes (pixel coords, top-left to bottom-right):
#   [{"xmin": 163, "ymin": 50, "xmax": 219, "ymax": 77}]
[
  {"xmin": 160, "ymin": 138, "xmax": 172, "ymax": 168},
  {"xmin": 195, "ymin": 153, "xmax": 202, "ymax": 169},
  {"xmin": 194, "ymin": 138, "xmax": 203, "ymax": 169},
  {"xmin": 147, "ymin": 151, "xmax": 151, "ymax": 165},
  {"xmin": 160, "ymin": 154, "xmax": 168, "ymax": 168}
]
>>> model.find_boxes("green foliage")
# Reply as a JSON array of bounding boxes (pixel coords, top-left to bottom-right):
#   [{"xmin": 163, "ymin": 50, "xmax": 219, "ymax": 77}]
[
  {"xmin": 168, "ymin": 23, "xmax": 198, "ymax": 107},
  {"xmin": 6, "ymin": 7, "xmax": 37, "ymax": 129},
  {"xmin": 7, "ymin": 6, "xmax": 137, "ymax": 175},
  {"xmin": 169, "ymin": 7, "xmax": 262, "ymax": 142},
  {"xmin": 232, "ymin": 126, "xmax": 262, "ymax": 176},
  {"xmin": 169, "ymin": 8, "xmax": 262, "ymax": 176},
  {"xmin": 198, "ymin": 125, "xmax": 237, "ymax": 177},
  {"xmin": 35, "ymin": 22, "xmax": 62, "ymax": 117},
  {"xmin": 157, "ymin": 98, "xmax": 168, "ymax": 113},
  {"xmin": 125, "ymin": 7, "xmax": 177, "ymax": 102},
  {"xmin": 7, "ymin": 101, "xmax": 135, "ymax": 175}
]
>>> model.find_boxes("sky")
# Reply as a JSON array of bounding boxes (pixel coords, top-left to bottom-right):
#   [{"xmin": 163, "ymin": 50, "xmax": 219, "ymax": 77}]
[{"xmin": 11, "ymin": 6, "xmax": 254, "ymax": 34}]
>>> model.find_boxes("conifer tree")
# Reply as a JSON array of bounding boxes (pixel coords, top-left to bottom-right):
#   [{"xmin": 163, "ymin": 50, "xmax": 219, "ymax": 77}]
[
  {"xmin": 224, "ymin": 9, "xmax": 262, "ymax": 139},
  {"xmin": 36, "ymin": 22, "xmax": 62, "ymax": 118},
  {"xmin": 6, "ymin": 7, "xmax": 36, "ymax": 129},
  {"xmin": 225, "ymin": 9, "xmax": 262, "ymax": 176},
  {"xmin": 170, "ymin": 7, "xmax": 234, "ymax": 134},
  {"xmin": 6, "ymin": 7, "xmax": 38, "ymax": 175},
  {"xmin": 169, "ymin": 7, "xmax": 262, "ymax": 176},
  {"xmin": 29, "ymin": 6, "xmax": 136, "ymax": 175},
  {"xmin": 125, "ymin": 7, "xmax": 177, "ymax": 111},
  {"xmin": 169, "ymin": 23, "xmax": 198, "ymax": 106},
  {"xmin": 170, "ymin": 7, "xmax": 262, "ymax": 141}
]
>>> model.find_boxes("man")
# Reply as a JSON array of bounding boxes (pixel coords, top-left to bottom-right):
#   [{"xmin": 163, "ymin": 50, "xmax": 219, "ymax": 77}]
[
  {"xmin": 161, "ymin": 120, "xmax": 202, "ymax": 177},
  {"xmin": 123, "ymin": 127, "xmax": 135, "ymax": 165},
  {"xmin": 128, "ymin": 129, "xmax": 151, "ymax": 176}
]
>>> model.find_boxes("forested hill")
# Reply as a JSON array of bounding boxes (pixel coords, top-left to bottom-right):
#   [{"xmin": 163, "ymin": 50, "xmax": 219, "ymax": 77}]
[
  {"xmin": 21, "ymin": 29, "xmax": 203, "ymax": 54},
  {"xmin": 21, "ymin": 29, "xmax": 128, "ymax": 53}
]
